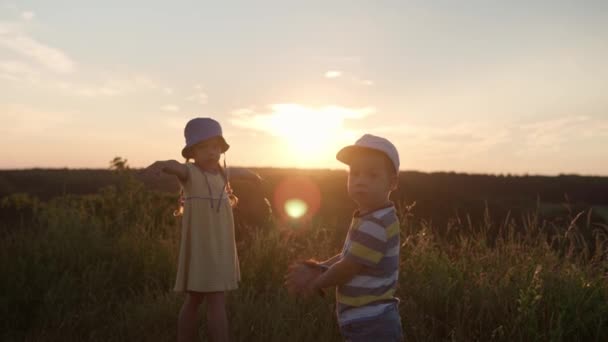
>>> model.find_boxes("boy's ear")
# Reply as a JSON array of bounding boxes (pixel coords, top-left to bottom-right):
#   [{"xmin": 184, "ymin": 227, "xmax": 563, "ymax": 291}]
[{"xmin": 389, "ymin": 174, "xmax": 398, "ymax": 191}]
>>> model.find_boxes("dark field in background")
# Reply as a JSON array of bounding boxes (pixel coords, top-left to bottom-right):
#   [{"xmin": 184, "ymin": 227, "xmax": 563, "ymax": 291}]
[{"xmin": 2, "ymin": 167, "xmax": 607, "ymax": 227}]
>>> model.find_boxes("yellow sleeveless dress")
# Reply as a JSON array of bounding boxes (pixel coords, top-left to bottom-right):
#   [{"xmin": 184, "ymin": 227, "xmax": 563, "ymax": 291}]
[{"xmin": 174, "ymin": 163, "xmax": 240, "ymax": 292}]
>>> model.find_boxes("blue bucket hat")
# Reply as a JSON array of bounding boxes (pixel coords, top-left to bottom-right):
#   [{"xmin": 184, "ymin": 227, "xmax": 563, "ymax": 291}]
[{"xmin": 181, "ymin": 117, "xmax": 230, "ymax": 158}]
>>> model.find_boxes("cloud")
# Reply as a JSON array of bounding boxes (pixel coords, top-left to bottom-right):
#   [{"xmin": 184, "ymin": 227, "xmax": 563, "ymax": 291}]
[
  {"xmin": 21, "ymin": 11, "xmax": 35, "ymax": 21},
  {"xmin": 324, "ymin": 70, "xmax": 341, "ymax": 78},
  {"xmin": 186, "ymin": 92, "xmax": 208, "ymax": 104},
  {"xmin": 0, "ymin": 104, "xmax": 73, "ymax": 135},
  {"xmin": 0, "ymin": 52, "xmax": 159, "ymax": 97},
  {"xmin": 372, "ymin": 121, "xmax": 513, "ymax": 158},
  {"xmin": 324, "ymin": 70, "xmax": 374, "ymax": 86},
  {"xmin": 520, "ymin": 116, "xmax": 589, "ymax": 147},
  {"xmin": 54, "ymin": 74, "xmax": 158, "ymax": 97},
  {"xmin": 357, "ymin": 79, "xmax": 374, "ymax": 86},
  {"xmin": 516, "ymin": 115, "xmax": 608, "ymax": 155},
  {"xmin": 232, "ymin": 108, "xmax": 255, "ymax": 116},
  {"xmin": 0, "ymin": 59, "xmax": 39, "ymax": 81},
  {"xmin": 373, "ymin": 114, "xmax": 608, "ymax": 162},
  {"xmin": 0, "ymin": 22, "xmax": 164, "ymax": 98},
  {"xmin": 161, "ymin": 104, "xmax": 179, "ymax": 112},
  {"xmin": 0, "ymin": 22, "xmax": 75, "ymax": 73}
]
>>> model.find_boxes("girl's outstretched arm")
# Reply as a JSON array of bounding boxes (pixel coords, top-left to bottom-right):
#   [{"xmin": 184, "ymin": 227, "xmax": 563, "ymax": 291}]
[{"xmin": 143, "ymin": 160, "xmax": 188, "ymax": 183}]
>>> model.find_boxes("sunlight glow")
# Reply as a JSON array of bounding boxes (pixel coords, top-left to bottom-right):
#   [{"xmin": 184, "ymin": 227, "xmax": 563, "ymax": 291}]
[
  {"xmin": 284, "ymin": 198, "xmax": 308, "ymax": 219},
  {"xmin": 325, "ymin": 70, "xmax": 342, "ymax": 78},
  {"xmin": 263, "ymin": 104, "xmax": 372, "ymax": 160},
  {"xmin": 229, "ymin": 103, "xmax": 375, "ymax": 167}
]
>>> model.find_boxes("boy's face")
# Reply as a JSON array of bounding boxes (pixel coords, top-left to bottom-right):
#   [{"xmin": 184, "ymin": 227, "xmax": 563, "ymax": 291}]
[
  {"xmin": 191, "ymin": 137, "xmax": 222, "ymax": 166},
  {"xmin": 347, "ymin": 150, "xmax": 397, "ymax": 213}
]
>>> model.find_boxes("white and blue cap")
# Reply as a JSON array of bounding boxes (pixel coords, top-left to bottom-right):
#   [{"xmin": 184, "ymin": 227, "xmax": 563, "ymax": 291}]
[
  {"xmin": 181, "ymin": 117, "xmax": 230, "ymax": 158},
  {"xmin": 336, "ymin": 134, "xmax": 400, "ymax": 173}
]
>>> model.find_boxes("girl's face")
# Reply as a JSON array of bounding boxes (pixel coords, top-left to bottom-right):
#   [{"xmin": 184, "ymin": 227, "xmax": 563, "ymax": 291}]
[
  {"xmin": 347, "ymin": 150, "xmax": 397, "ymax": 213},
  {"xmin": 191, "ymin": 137, "xmax": 223, "ymax": 169}
]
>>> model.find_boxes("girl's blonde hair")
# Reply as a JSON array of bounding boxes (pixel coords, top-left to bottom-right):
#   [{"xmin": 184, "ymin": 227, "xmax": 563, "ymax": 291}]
[{"xmin": 173, "ymin": 160, "xmax": 238, "ymax": 216}]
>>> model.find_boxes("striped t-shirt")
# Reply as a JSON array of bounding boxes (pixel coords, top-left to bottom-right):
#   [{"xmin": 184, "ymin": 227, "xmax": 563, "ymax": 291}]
[{"xmin": 336, "ymin": 204, "xmax": 400, "ymax": 326}]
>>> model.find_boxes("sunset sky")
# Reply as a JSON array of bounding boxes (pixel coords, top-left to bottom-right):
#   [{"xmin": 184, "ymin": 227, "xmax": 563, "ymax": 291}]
[{"xmin": 1, "ymin": 1, "xmax": 607, "ymax": 175}]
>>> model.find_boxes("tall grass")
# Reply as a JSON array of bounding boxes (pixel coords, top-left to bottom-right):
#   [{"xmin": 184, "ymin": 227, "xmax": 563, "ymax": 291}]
[{"xmin": 1, "ymin": 174, "xmax": 607, "ymax": 341}]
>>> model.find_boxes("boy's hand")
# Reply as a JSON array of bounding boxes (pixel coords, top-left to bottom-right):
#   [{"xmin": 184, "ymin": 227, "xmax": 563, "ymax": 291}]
[{"xmin": 284, "ymin": 260, "xmax": 325, "ymax": 298}]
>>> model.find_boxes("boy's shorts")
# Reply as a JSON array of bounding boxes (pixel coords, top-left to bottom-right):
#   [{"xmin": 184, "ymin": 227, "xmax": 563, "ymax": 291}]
[{"xmin": 339, "ymin": 304, "xmax": 403, "ymax": 342}]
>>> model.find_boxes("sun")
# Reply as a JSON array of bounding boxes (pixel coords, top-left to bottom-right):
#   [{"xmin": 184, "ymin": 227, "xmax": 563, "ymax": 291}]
[
  {"xmin": 266, "ymin": 104, "xmax": 362, "ymax": 160},
  {"xmin": 231, "ymin": 103, "xmax": 374, "ymax": 166},
  {"xmin": 268, "ymin": 105, "xmax": 330, "ymax": 155}
]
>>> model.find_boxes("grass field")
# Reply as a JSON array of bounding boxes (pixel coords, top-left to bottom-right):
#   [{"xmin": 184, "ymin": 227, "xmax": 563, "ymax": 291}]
[{"xmin": 2, "ymin": 168, "xmax": 608, "ymax": 341}]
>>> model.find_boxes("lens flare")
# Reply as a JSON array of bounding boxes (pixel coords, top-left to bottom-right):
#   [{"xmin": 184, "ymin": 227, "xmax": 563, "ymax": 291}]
[
  {"xmin": 284, "ymin": 198, "xmax": 308, "ymax": 219},
  {"xmin": 273, "ymin": 176, "xmax": 321, "ymax": 224}
]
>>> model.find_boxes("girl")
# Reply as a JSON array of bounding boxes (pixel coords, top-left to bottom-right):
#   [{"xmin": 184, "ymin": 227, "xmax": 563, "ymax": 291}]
[{"xmin": 144, "ymin": 117, "xmax": 240, "ymax": 342}]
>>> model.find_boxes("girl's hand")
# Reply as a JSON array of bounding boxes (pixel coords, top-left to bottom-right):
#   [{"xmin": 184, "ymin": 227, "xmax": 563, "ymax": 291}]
[
  {"xmin": 141, "ymin": 160, "xmax": 168, "ymax": 177},
  {"xmin": 140, "ymin": 160, "xmax": 188, "ymax": 181}
]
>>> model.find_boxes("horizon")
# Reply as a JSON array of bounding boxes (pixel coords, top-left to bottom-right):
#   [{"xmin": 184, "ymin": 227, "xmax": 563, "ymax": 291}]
[
  {"xmin": 1, "ymin": 164, "xmax": 606, "ymax": 178},
  {"xmin": 1, "ymin": 1, "xmax": 607, "ymax": 175}
]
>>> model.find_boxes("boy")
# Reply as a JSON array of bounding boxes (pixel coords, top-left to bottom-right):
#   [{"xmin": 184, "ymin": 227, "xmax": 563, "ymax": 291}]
[{"xmin": 285, "ymin": 134, "xmax": 403, "ymax": 341}]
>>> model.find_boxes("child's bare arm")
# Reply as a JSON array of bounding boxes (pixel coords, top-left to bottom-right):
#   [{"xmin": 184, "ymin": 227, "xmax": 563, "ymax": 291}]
[
  {"xmin": 319, "ymin": 254, "xmax": 342, "ymax": 268},
  {"xmin": 306, "ymin": 258, "xmax": 363, "ymax": 295},
  {"xmin": 143, "ymin": 160, "xmax": 188, "ymax": 182}
]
